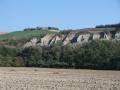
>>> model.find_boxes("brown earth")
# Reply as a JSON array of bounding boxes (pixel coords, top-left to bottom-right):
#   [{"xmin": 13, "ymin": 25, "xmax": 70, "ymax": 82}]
[{"xmin": 0, "ymin": 67, "xmax": 120, "ymax": 90}]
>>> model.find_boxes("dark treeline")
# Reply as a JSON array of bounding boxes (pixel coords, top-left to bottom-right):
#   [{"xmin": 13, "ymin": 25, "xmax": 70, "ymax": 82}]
[
  {"xmin": 24, "ymin": 27, "xmax": 59, "ymax": 31},
  {"xmin": 96, "ymin": 23, "xmax": 120, "ymax": 28},
  {"xmin": 0, "ymin": 40, "xmax": 120, "ymax": 70}
]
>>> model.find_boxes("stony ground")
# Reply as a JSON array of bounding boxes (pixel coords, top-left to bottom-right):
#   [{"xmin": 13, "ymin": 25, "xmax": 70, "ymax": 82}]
[{"xmin": 0, "ymin": 67, "xmax": 120, "ymax": 90}]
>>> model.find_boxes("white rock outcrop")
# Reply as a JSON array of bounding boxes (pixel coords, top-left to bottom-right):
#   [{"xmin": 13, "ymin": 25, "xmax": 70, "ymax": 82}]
[
  {"xmin": 24, "ymin": 29, "xmax": 120, "ymax": 47},
  {"xmin": 63, "ymin": 32, "xmax": 76, "ymax": 45},
  {"xmin": 40, "ymin": 34, "xmax": 55, "ymax": 46},
  {"xmin": 115, "ymin": 31, "xmax": 120, "ymax": 40},
  {"xmin": 24, "ymin": 38, "xmax": 38, "ymax": 48}
]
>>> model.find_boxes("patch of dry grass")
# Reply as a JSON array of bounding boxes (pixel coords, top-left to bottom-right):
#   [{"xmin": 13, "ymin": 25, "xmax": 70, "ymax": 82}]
[{"xmin": 0, "ymin": 32, "xmax": 7, "ymax": 35}]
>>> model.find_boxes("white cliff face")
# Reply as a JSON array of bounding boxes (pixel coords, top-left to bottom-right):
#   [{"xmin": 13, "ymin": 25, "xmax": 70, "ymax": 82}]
[
  {"xmin": 76, "ymin": 35, "xmax": 83, "ymax": 43},
  {"xmin": 63, "ymin": 36, "xmax": 70, "ymax": 45},
  {"xmin": 115, "ymin": 31, "xmax": 120, "ymax": 40},
  {"xmin": 63, "ymin": 33, "xmax": 76, "ymax": 45},
  {"xmin": 48, "ymin": 35, "xmax": 61, "ymax": 46},
  {"xmin": 40, "ymin": 34, "xmax": 55, "ymax": 46},
  {"xmin": 75, "ymin": 34, "xmax": 91, "ymax": 44},
  {"xmin": 24, "ymin": 38, "xmax": 38, "ymax": 48},
  {"xmin": 93, "ymin": 33, "xmax": 100, "ymax": 40},
  {"xmin": 100, "ymin": 32, "xmax": 111, "ymax": 40},
  {"xmin": 71, "ymin": 33, "xmax": 93, "ymax": 45},
  {"xmin": 104, "ymin": 33, "xmax": 110, "ymax": 40},
  {"xmin": 23, "ymin": 29, "xmax": 120, "ymax": 48}
]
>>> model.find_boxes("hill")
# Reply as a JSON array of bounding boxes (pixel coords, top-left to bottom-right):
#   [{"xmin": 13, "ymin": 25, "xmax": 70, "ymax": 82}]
[
  {"xmin": 0, "ymin": 27, "xmax": 118, "ymax": 47},
  {"xmin": 0, "ymin": 25, "xmax": 120, "ymax": 70},
  {"xmin": 0, "ymin": 30, "xmax": 57, "ymax": 47}
]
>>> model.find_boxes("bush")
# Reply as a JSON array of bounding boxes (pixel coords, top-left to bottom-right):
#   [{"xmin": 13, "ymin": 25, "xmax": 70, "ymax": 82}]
[{"xmin": 0, "ymin": 40, "xmax": 120, "ymax": 70}]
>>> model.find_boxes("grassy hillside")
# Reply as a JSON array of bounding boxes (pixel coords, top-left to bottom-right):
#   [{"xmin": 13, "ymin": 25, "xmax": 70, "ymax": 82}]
[{"xmin": 0, "ymin": 30, "xmax": 56, "ymax": 41}]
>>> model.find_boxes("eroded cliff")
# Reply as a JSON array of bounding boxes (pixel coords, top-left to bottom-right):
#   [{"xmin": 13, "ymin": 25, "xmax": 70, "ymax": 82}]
[{"xmin": 24, "ymin": 28, "xmax": 120, "ymax": 47}]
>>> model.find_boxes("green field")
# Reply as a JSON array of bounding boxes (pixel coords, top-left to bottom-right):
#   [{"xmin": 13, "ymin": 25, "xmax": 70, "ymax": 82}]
[{"xmin": 0, "ymin": 30, "xmax": 56, "ymax": 41}]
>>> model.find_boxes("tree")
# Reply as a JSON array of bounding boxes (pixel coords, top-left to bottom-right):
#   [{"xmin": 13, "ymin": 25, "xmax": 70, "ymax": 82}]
[{"xmin": 19, "ymin": 46, "xmax": 43, "ymax": 67}]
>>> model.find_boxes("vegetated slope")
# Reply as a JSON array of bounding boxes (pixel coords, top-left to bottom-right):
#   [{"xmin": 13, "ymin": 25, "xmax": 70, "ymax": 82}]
[
  {"xmin": 0, "ymin": 25, "xmax": 120, "ymax": 70},
  {"xmin": 0, "ymin": 30, "xmax": 57, "ymax": 41},
  {"xmin": 0, "ymin": 30, "xmax": 57, "ymax": 47}
]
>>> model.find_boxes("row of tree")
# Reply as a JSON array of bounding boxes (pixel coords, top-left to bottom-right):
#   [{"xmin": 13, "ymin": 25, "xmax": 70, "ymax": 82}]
[
  {"xmin": 0, "ymin": 40, "xmax": 120, "ymax": 70},
  {"xmin": 24, "ymin": 27, "xmax": 59, "ymax": 31},
  {"xmin": 96, "ymin": 23, "xmax": 120, "ymax": 28}
]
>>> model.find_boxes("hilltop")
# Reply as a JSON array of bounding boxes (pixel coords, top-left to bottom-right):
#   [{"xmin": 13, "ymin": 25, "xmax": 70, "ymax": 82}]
[{"xmin": 0, "ymin": 26, "xmax": 119, "ymax": 48}]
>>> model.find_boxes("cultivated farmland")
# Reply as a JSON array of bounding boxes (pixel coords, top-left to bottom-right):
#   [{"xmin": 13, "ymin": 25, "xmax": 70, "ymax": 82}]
[{"xmin": 0, "ymin": 67, "xmax": 120, "ymax": 90}]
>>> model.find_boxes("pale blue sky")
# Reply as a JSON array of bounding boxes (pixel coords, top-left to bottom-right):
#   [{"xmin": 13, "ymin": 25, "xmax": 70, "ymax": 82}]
[{"xmin": 0, "ymin": 0, "xmax": 120, "ymax": 32}]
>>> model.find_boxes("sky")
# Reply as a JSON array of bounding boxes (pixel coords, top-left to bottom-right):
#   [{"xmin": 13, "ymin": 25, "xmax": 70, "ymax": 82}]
[{"xmin": 0, "ymin": 0, "xmax": 120, "ymax": 32}]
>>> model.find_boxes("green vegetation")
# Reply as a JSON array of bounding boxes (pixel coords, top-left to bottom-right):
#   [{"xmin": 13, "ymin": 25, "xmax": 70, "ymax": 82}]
[
  {"xmin": 96, "ymin": 23, "xmax": 120, "ymax": 28},
  {"xmin": 0, "ymin": 40, "xmax": 120, "ymax": 70},
  {"xmin": 24, "ymin": 27, "xmax": 59, "ymax": 31},
  {"xmin": 0, "ymin": 30, "xmax": 56, "ymax": 41}
]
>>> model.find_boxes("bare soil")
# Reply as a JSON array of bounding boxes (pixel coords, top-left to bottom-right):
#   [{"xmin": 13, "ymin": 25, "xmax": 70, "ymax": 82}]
[{"xmin": 0, "ymin": 67, "xmax": 120, "ymax": 90}]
